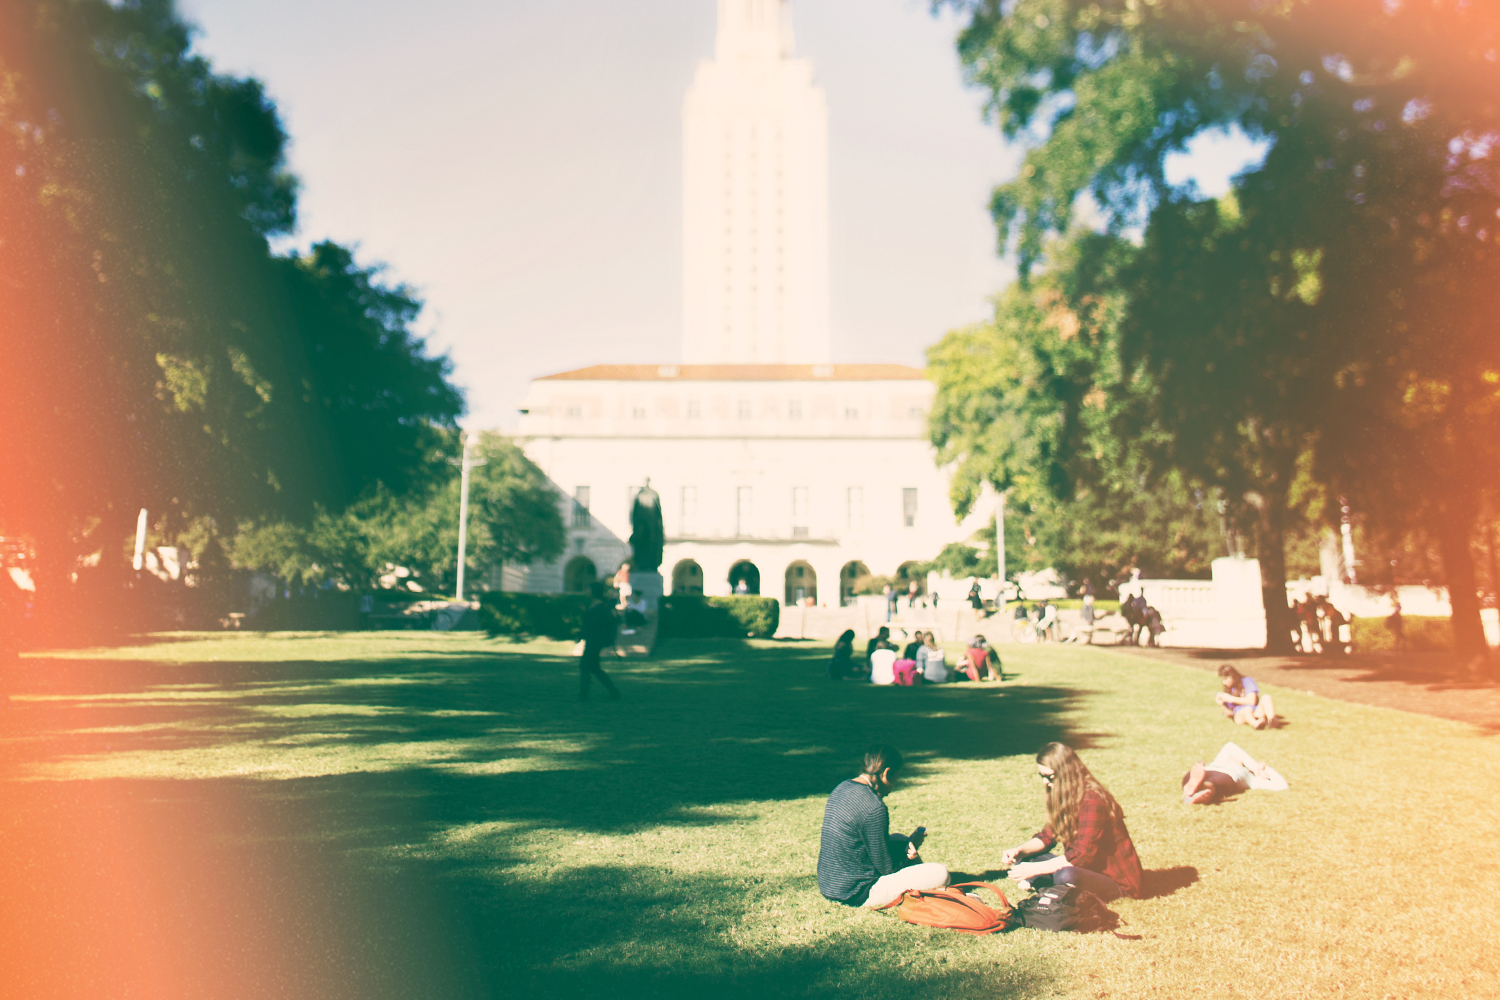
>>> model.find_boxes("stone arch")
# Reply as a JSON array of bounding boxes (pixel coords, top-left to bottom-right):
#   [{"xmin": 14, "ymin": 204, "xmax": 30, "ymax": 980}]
[
  {"xmin": 784, "ymin": 560, "xmax": 817, "ymax": 606},
  {"xmin": 671, "ymin": 559, "xmax": 704, "ymax": 596},
  {"xmin": 728, "ymin": 560, "xmax": 761, "ymax": 596},
  {"xmin": 839, "ymin": 560, "xmax": 871, "ymax": 607},
  {"xmin": 563, "ymin": 556, "xmax": 597, "ymax": 593},
  {"xmin": 894, "ymin": 561, "xmax": 927, "ymax": 597}
]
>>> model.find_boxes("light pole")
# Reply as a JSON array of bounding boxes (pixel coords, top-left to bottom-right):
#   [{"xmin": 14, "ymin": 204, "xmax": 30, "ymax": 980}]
[
  {"xmin": 995, "ymin": 490, "xmax": 1007, "ymax": 599},
  {"xmin": 451, "ymin": 433, "xmax": 487, "ymax": 602}
]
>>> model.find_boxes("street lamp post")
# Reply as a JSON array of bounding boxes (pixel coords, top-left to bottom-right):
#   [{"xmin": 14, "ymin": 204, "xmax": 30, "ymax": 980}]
[
  {"xmin": 451, "ymin": 433, "xmax": 487, "ymax": 602},
  {"xmin": 995, "ymin": 491, "xmax": 1007, "ymax": 599}
]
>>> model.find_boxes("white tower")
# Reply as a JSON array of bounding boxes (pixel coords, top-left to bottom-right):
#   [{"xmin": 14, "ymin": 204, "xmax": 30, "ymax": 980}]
[{"xmin": 682, "ymin": 0, "xmax": 830, "ymax": 364}]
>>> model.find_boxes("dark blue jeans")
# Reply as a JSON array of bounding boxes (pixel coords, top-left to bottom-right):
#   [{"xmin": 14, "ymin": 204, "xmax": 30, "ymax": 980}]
[{"xmin": 1028, "ymin": 853, "xmax": 1121, "ymax": 902}]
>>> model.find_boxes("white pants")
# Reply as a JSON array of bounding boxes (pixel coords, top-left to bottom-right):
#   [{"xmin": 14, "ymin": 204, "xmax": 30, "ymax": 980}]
[{"xmin": 862, "ymin": 862, "xmax": 951, "ymax": 908}]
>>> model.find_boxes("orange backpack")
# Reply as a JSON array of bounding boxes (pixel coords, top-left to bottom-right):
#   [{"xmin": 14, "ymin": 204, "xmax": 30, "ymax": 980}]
[{"xmin": 880, "ymin": 882, "xmax": 1012, "ymax": 934}]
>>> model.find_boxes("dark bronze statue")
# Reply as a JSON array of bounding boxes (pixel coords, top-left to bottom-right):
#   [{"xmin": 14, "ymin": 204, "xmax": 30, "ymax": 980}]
[{"xmin": 629, "ymin": 478, "xmax": 664, "ymax": 572}]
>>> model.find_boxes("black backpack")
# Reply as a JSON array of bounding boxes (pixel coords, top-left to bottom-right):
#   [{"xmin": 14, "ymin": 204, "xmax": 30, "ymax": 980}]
[{"xmin": 1009, "ymin": 883, "xmax": 1109, "ymax": 933}]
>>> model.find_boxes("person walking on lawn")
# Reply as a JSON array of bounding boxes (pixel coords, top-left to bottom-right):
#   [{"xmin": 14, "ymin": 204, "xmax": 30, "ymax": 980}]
[
  {"xmin": 1000, "ymin": 742, "xmax": 1142, "ymax": 902},
  {"xmin": 817, "ymin": 744, "xmax": 949, "ymax": 908},
  {"xmin": 579, "ymin": 582, "xmax": 621, "ymax": 701}
]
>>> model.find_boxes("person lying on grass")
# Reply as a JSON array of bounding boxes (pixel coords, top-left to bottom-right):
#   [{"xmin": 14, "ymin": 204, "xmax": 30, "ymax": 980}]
[
  {"xmin": 817, "ymin": 744, "xmax": 949, "ymax": 908},
  {"xmin": 1181, "ymin": 742, "xmax": 1290, "ymax": 805},
  {"xmin": 1215, "ymin": 664, "xmax": 1277, "ymax": 729},
  {"xmin": 1000, "ymin": 742, "xmax": 1143, "ymax": 902}
]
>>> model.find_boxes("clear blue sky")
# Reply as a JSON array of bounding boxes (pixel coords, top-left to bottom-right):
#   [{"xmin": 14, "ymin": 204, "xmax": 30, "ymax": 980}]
[{"xmin": 180, "ymin": 0, "xmax": 1259, "ymax": 430}]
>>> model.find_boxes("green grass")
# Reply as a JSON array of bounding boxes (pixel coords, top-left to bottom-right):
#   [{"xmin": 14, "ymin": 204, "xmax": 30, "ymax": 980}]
[{"xmin": 3, "ymin": 632, "xmax": 1498, "ymax": 999}]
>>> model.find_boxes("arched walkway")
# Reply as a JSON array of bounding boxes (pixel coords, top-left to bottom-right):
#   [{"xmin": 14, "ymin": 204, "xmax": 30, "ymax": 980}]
[
  {"xmin": 839, "ymin": 560, "xmax": 871, "ymax": 607},
  {"xmin": 728, "ymin": 560, "xmax": 761, "ymax": 596},
  {"xmin": 894, "ymin": 561, "xmax": 927, "ymax": 597},
  {"xmin": 784, "ymin": 561, "xmax": 817, "ymax": 606},
  {"xmin": 671, "ymin": 559, "xmax": 704, "ymax": 596},
  {"xmin": 563, "ymin": 556, "xmax": 597, "ymax": 593}
]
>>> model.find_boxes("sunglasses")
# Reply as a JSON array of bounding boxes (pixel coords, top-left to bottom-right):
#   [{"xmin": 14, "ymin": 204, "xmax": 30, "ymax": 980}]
[{"xmin": 1037, "ymin": 772, "xmax": 1055, "ymax": 784}]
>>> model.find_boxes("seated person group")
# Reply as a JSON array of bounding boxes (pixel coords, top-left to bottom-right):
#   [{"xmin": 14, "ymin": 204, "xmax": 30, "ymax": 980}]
[
  {"xmin": 828, "ymin": 628, "xmax": 1002, "ymax": 684},
  {"xmin": 818, "ymin": 664, "xmax": 1287, "ymax": 912}
]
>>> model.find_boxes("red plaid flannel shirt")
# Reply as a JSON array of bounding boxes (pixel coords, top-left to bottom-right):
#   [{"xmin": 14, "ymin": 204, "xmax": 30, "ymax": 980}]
[{"xmin": 1035, "ymin": 789, "xmax": 1143, "ymax": 898}]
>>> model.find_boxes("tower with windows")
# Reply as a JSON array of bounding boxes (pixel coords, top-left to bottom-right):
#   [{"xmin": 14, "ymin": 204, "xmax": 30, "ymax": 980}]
[{"xmin": 681, "ymin": 0, "xmax": 830, "ymax": 363}]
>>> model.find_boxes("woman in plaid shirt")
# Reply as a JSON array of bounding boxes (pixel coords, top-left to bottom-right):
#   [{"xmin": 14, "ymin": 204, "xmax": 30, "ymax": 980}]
[{"xmin": 1000, "ymin": 742, "xmax": 1143, "ymax": 901}]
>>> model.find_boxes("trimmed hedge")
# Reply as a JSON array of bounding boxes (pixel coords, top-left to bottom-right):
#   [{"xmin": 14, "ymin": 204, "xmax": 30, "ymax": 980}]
[
  {"xmin": 661, "ymin": 595, "xmax": 779, "ymax": 638},
  {"xmin": 1349, "ymin": 614, "xmax": 1453, "ymax": 653},
  {"xmin": 480, "ymin": 592, "xmax": 589, "ymax": 640}
]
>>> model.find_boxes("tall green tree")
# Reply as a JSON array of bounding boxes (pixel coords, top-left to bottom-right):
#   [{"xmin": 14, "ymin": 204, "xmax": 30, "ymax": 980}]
[
  {"xmin": 947, "ymin": 0, "xmax": 1500, "ymax": 654},
  {"xmin": 0, "ymin": 0, "xmax": 462, "ymax": 630},
  {"xmin": 929, "ymin": 230, "xmax": 1225, "ymax": 594},
  {"xmin": 233, "ymin": 431, "xmax": 565, "ymax": 596}
]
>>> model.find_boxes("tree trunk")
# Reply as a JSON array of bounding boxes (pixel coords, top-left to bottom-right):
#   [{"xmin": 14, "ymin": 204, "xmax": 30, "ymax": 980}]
[
  {"xmin": 1255, "ymin": 494, "xmax": 1297, "ymax": 655},
  {"xmin": 1437, "ymin": 496, "xmax": 1488, "ymax": 660}
]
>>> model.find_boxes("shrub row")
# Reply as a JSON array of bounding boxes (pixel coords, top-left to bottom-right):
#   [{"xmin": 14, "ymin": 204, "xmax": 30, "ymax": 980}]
[
  {"xmin": 660, "ymin": 595, "xmax": 779, "ymax": 638},
  {"xmin": 1349, "ymin": 614, "xmax": 1452, "ymax": 653},
  {"xmin": 479, "ymin": 592, "xmax": 589, "ymax": 640}
]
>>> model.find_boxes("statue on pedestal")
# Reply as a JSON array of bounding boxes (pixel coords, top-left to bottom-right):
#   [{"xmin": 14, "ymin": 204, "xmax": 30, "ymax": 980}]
[{"xmin": 629, "ymin": 478, "xmax": 664, "ymax": 573}]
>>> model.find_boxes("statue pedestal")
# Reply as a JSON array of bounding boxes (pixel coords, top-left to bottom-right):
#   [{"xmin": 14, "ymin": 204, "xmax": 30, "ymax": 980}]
[{"xmin": 630, "ymin": 571, "xmax": 664, "ymax": 612}]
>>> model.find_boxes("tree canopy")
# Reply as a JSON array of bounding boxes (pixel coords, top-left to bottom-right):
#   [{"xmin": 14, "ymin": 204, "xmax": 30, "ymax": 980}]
[
  {"xmin": 0, "ymin": 0, "xmax": 463, "ymax": 625},
  {"xmin": 946, "ymin": 0, "xmax": 1500, "ymax": 654}
]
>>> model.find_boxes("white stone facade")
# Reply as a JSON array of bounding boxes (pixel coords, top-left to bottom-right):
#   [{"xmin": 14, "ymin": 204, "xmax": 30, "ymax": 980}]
[
  {"xmin": 682, "ymin": 0, "xmax": 830, "ymax": 364},
  {"xmin": 512, "ymin": 365, "xmax": 992, "ymax": 605}
]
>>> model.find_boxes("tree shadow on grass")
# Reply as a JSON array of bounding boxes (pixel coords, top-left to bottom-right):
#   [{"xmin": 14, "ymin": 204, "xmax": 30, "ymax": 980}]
[
  {"xmin": 1, "ymin": 778, "xmax": 1061, "ymax": 1000},
  {"xmin": 10, "ymin": 638, "xmax": 1105, "ymax": 840},
  {"xmin": 4, "ymin": 636, "xmax": 1107, "ymax": 998}
]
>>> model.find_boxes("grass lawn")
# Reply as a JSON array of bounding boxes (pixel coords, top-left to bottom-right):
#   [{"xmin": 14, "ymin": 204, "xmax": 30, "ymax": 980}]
[{"xmin": 3, "ymin": 631, "xmax": 1498, "ymax": 999}]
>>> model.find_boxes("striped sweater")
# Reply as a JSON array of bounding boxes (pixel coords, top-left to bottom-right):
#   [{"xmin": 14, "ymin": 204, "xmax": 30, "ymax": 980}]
[{"xmin": 816, "ymin": 779, "xmax": 892, "ymax": 905}]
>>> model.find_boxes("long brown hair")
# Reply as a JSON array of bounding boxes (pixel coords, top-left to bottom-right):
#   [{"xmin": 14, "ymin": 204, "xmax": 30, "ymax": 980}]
[
  {"xmin": 860, "ymin": 744, "xmax": 904, "ymax": 799},
  {"xmin": 1217, "ymin": 663, "xmax": 1245, "ymax": 696},
  {"xmin": 1036, "ymin": 743, "xmax": 1123, "ymax": 847}
]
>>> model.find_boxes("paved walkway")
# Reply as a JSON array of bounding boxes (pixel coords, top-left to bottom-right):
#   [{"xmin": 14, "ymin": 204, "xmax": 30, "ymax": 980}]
[{"xmin": 1108, "ymin": 644, "xmax": 1500, "ymax": 731}]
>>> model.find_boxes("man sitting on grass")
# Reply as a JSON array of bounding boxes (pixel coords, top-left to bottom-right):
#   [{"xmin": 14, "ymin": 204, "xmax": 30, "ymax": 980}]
[{"xmin": 817, "ymin": 745, "xmax": 948, "ymax": 908}]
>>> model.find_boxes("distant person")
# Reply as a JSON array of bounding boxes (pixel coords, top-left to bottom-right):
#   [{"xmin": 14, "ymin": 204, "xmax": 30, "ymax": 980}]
[
  {"xmin": 613, "ymin": 562, "xmax": 633, "ymax": 610},
  {"xmin": 817, "ymin": 745, "xmax": 949, "ymax": 908},
  {"xmin": 579, "ymin": 582, "xmax": 621, "ymax": 701},
  {"xmin": 1037, "ymin": 601, "xmax": 1059, "ymax": 641},
  {"xmin": 1317, "ymin": 596, "xmax": 1350, "ymax": 655},
  {"xmin": 1215, "ymin": 664, "xmax": 1275, "ymax": 729},
  {"xmin": 969, "ymin": 581, "xmax": 984, "ymax": 613},
  {"xmin": 885, "ymin": 584, "xmax": 899, "ymax": 622},
  {"xmin": 931, "ymin": 591, "xmax": 940, "ymax": 611},
  {"xmin": 1385, "ymin": 601, "xmax": 1407, "ymax": 652},
  {"xmin": 1080, "ymin": 591, "xmax": 1097, "ymax": 643},
  {"xmin": 1143, "ymin": 605, "xmax": 1165, "ymax": 647},
  {"xmin": 1181, "ymin": 742, "xmax": 1289, "ymax": 805},
  {"xmin": 962, "ymin": 635, "xmax": 1003, "ymax": 682},
  {"xmin": 866, "ymin": 626, "xmax": 897, "ymax": 667},
  {"xmin": 1000, "ymin": 742, "xmax": 1142, "ymax": 902},
  {"xmin": 919, "ymin": 632, "xmax": 949, "ymax": 683},
  {"xmin": 907, "ymin": 580, "xmax": 921, "ymax": 609},
  {"xmin": 828, "ymin": 629, "xmax": 857, "ymax": 681}
]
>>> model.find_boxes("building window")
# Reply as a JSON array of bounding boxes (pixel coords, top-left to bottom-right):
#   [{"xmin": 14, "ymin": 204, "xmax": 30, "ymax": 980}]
[
  {"xmin": 847, "ymin": 487, "xmax": 864, "ymax": 530},
  {"xmin": 687, "ymin": 400, "xmax": 701, "ymax": 419},
  {"xmin": 792, "ymin": 486, "xmax": 809, "ymax": 538},
  {"xmin": 680, "ymin": 486, "xmax": 698, "ymax": 536},
  {"xmin": 736, "ymin": 486, "xmax": 753, "ymax": 537},
  {"xmin": 909, "ymin": 406, "xmax": 924, "ymax": 419},
  {"xmin": 845, "ymin": 407, "xmax": 859, "ymax": 420},
  {"xmin": 788, "ymin": 399, "xmax": 802, "ymax": 419},
  {"xmin": 738, "ymin": 399, "xmax": 753, "ymax": 420},
  {"xmin": 566, "ymin": 406, "xmax": 582, "ymax": 418},
  {"xmin": 632, "ymin": 406, "xmax": 646, "ymax": 419},
  {"xmin": 903, "ymin": 488, "xmax": 918, "ymax": 528},
  {"xmin": 572, "ymin": 486, "xmax": 591, "ymax": 528}
]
